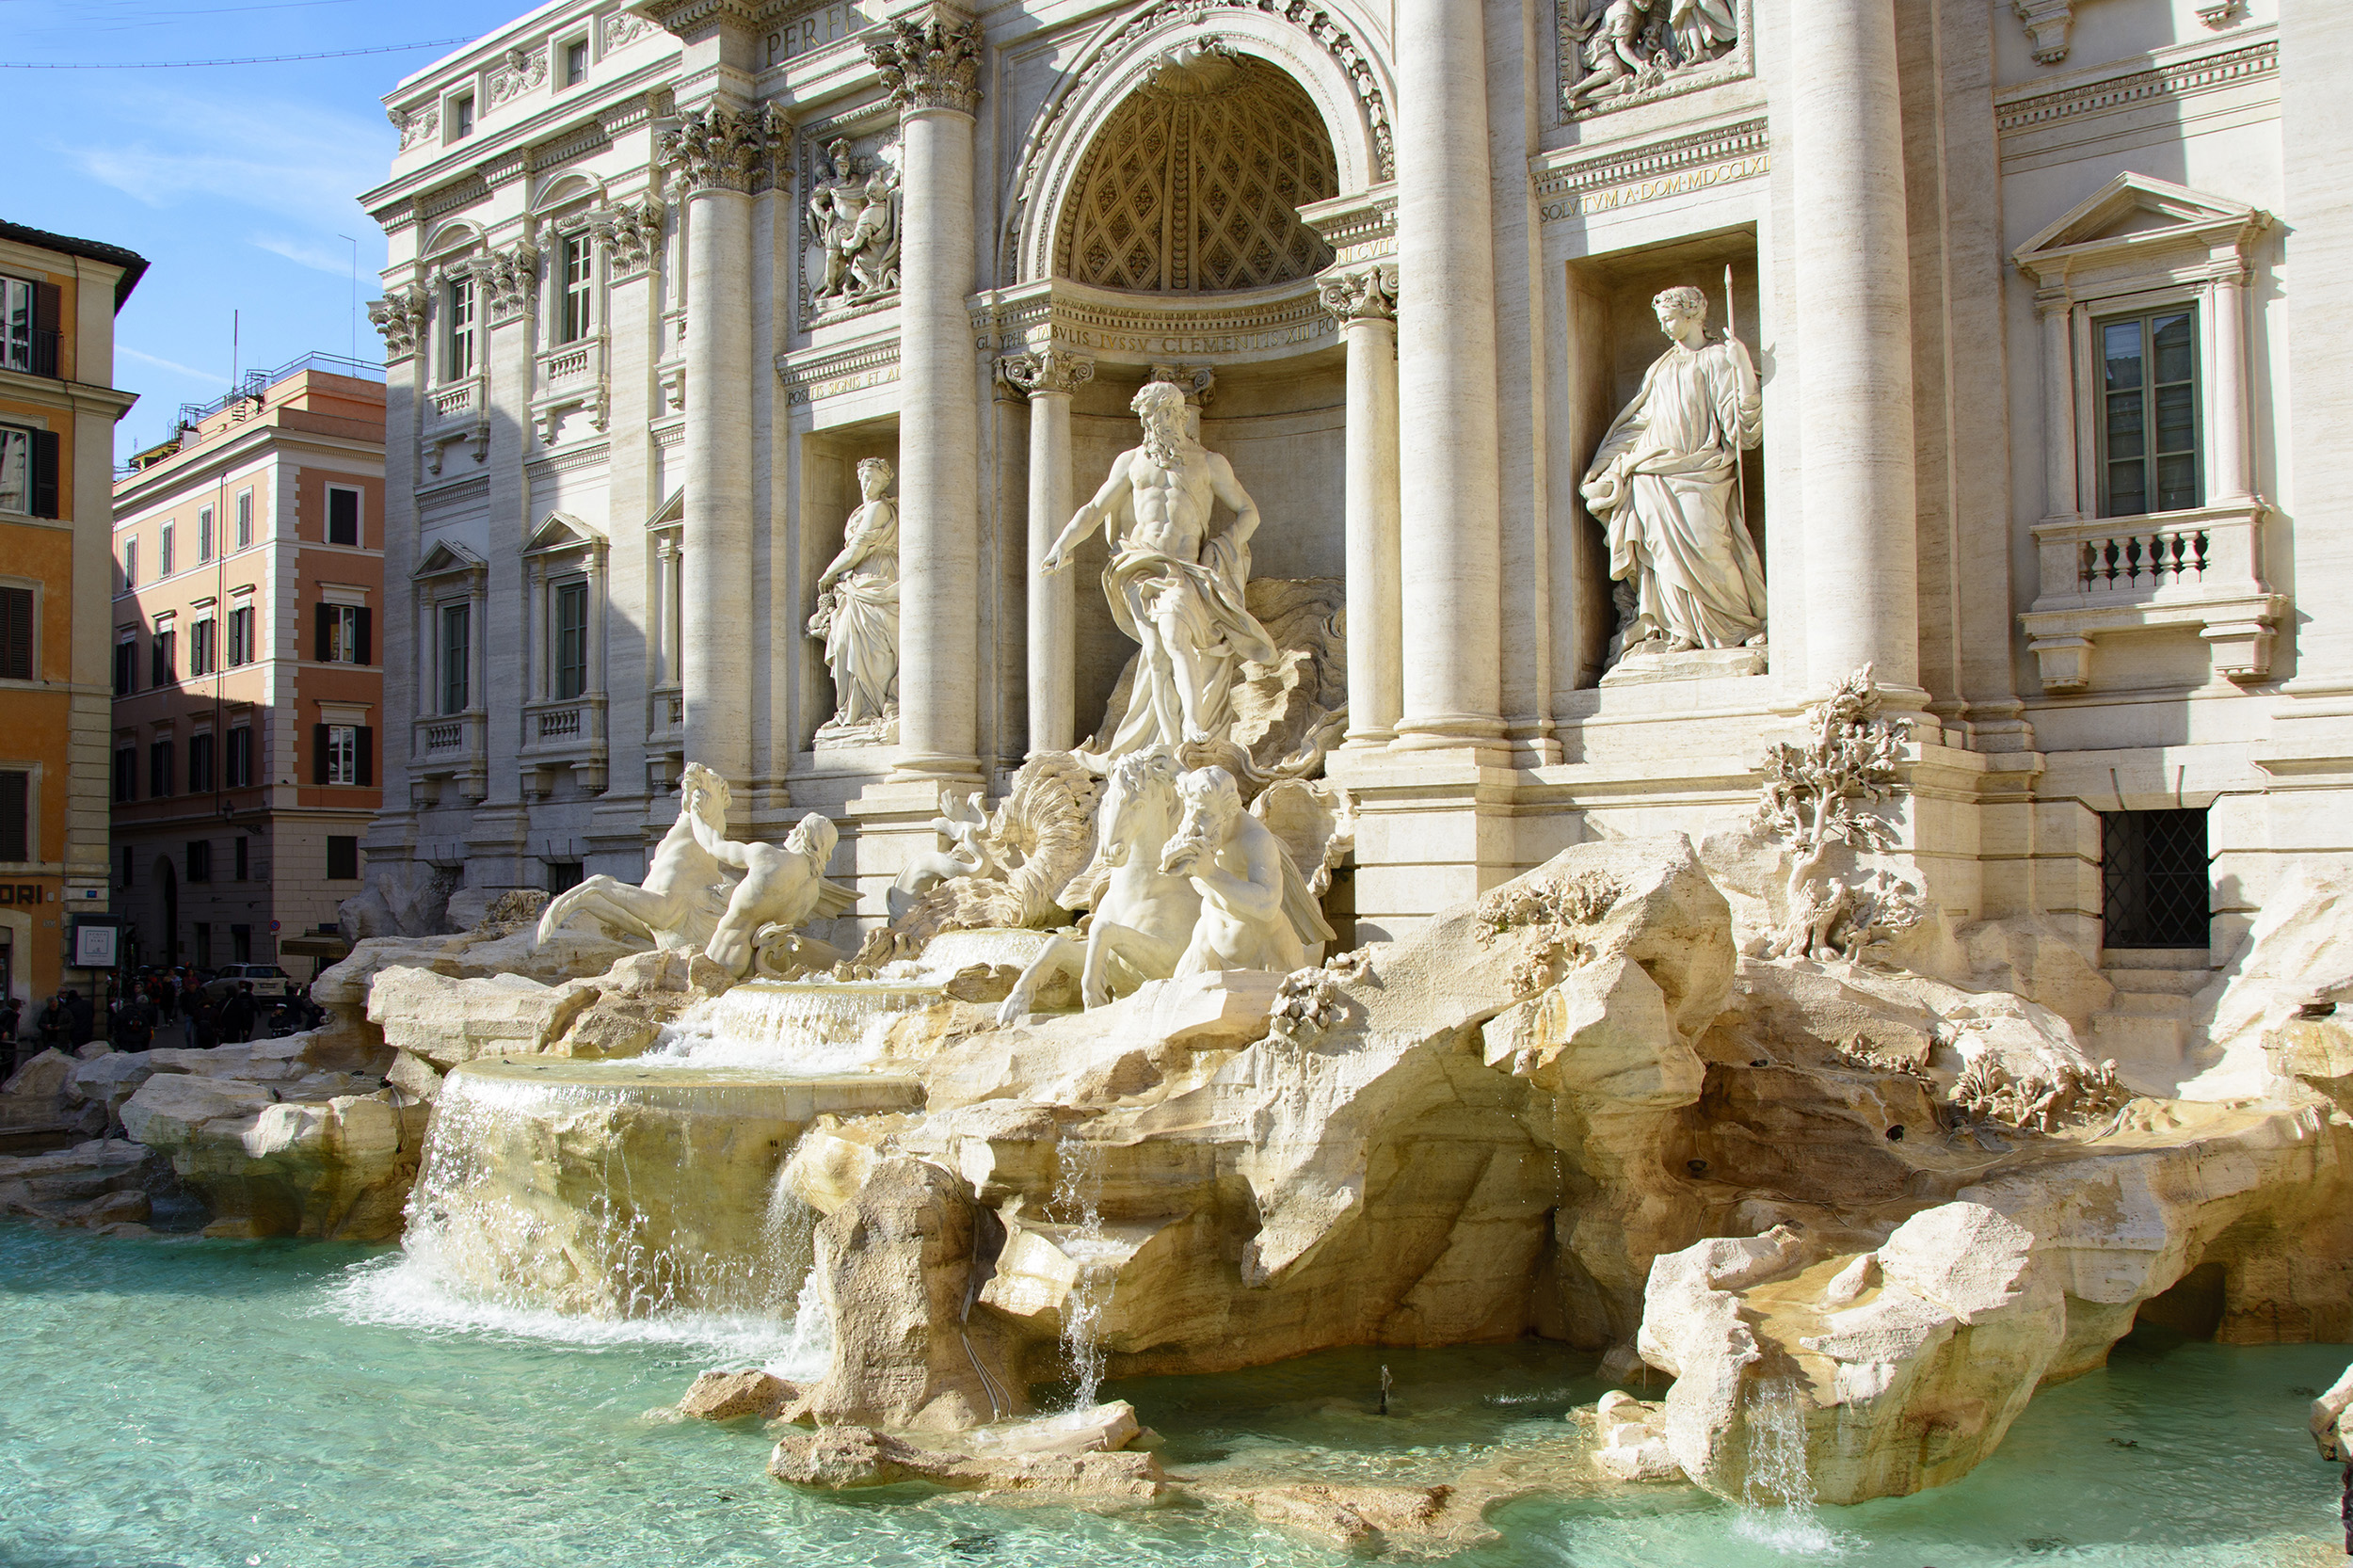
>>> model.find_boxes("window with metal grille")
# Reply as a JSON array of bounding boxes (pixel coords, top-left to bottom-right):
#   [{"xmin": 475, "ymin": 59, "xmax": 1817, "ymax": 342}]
[
  {"xmin": 326, "ymin": 836, "xmax": 359, "ymax": 881},
  {"xmin": 2098, "ymin": 308, "xmax": 2201, "ymax": 519},
  {"xmin": 0, "ymin": 770, "xmax": 25, "ymax": 862},
  {"xmin": 2102, "ymin": 808, "xmax": 2209, "ymax": 949},
  {"xmin": 327, "ymin": 487, "xmax": 360, "ymax": 547},
  {"xmin": 559, "ymin": 233, "xmax": 593, "ymax": 344},
  {"xmin": 0, "ymin": 584, "xmax": 31, "ymax": 680},
  {"xmin": 546, "ymin": 860, "xmax": 584, "ymax": 894},
  {"xmin": 440, "ymin": 601, "xmax": 471, "ymax": 713},
  {"xmin": 446, "ymin": 278, "xmax": 475, "ymax": 382},
  {"xmin": 554, "ymin": 580, "xmax": 588, "ymax": 699}
]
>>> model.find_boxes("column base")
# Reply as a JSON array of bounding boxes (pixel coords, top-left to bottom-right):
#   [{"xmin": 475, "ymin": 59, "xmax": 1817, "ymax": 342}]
[
  {"xmin": 890, "ymin": 752, "xmax": 986, "ymax": 787},
  {"xmin": 1389, "ymin": 712, "xmax": 1510, "ymax": 760}
]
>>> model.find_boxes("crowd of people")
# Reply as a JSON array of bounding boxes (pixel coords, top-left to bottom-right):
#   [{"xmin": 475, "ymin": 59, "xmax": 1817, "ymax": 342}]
[{"xmin": 2, "ymin": 968, "xmax": 324, "ymax": 1073}]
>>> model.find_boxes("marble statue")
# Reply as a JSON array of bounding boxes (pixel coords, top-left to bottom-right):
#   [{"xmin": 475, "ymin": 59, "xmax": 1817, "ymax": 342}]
[
  {"xmin": 1564, "ymin": 0, "xmax": 1739, "ymax": 111},
  {"xmin": 532, "ymin": 762, "xmax": 732, "ymax": 952},
  {"xmin": 1162, "ymin": 764, "xmax": 1334, "ymax": 976},
  {"xmin": 1582, "ymin": 284, "xmax": 1767, "ymax": 660},
  {"xmin": 808, "ymin": 136, "xmax": 901, "ymax": 309},
  {"xmin": 1044, "ymin": 381, "xmax": 1278, "ymax": 763},
  {"xmin": 689, "ymin": 804, "xmax": 843, "ymax": 979},
  {"xmin": 808, "ymin": 457, "xmax": 900, "ymax": 738},
  {"xmin": 888, "ymin": 788, "xmax": 994, "ymax": 922},
  {"xmin": 996, "ymin": 749, "xmax": 1199, "ymax": 1025}
]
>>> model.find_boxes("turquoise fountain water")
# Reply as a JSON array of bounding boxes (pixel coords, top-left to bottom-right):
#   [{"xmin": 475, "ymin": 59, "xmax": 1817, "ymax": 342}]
[{"xmin": 0, "ymin": 1221, "xmax": 2341, "ymax": 1566}]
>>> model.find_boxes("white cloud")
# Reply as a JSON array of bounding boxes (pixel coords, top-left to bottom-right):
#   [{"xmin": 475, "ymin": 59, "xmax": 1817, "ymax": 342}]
[
  {"xmin": 50, "ymin": 84, "xmax": 390, "ymax": 230},
  {"xmin": 250, "ymin": 233, "xmax": 361, "ymax": 277},
  {"xmin": 120, "ymin": 346, "xmax": 229, "ymax": 385}
]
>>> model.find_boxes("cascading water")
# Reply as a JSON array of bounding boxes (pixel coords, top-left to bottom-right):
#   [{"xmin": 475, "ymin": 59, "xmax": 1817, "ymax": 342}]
[
  {"xmin": 1735, "ymin": 1373, "xmax": 1844, "ymax": 1556},
  {"xmin": 654, "ymin": 980, "xmax": 942, "ymax": 1073},
  {"xmin": 1051, "ymin": 1128, "xmax": 1117, "ymax": 1411}
]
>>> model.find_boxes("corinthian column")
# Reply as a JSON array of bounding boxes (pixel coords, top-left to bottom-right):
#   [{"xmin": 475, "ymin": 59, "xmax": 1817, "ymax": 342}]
[
  {"xmin": 1321, "ymin": 266, "xmax": 1401, "ymax": 746},
  {"xmin": 660, "ymin": 103, "xmax": 774, "ymax": 788},
  {"xmin": 1794, "ymin": 0, "xmax": 1919, "ymax": 692},
  {"xmin": 1392, "ymin": 0, "xmax": 1503, "ymax": 749},
  {"xmin": 870, "ymin": 8, "xmax": 984, "ymax": 779},
  {"xmin": 1000, "ymin": 347, "xmax": 1094, "ymax": 756}
]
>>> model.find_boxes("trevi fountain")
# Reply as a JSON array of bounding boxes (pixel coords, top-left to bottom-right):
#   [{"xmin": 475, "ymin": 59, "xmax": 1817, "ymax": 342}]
[{"xmin": 9, "ymin": 0, "xmax": 2353, "ymax": 1563}]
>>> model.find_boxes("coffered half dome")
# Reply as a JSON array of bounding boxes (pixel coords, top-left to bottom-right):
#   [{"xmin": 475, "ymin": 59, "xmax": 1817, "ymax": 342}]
[{"xmin": 1054, "ymin": 47, "xmax": 1338, "ymax": 296}]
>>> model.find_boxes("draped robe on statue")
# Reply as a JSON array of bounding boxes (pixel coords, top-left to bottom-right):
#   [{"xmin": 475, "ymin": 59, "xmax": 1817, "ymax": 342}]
[
  {"xmin": 1583, "ymin": 332, "xmax": 1767, "ymax": 652},
  {"xmin": 1094, "ymin": 528, "xmax": 1277, "ymax": 760},
  {"xmin": 813, "ymin": 498, "xmax": 899, "ymax": 727}
]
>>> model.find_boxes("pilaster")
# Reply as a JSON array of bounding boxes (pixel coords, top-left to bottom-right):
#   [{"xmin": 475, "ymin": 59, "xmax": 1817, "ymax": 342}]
[{"xmin": 999, "ymin": 347, "xmax": 1093, "ymax": 757}]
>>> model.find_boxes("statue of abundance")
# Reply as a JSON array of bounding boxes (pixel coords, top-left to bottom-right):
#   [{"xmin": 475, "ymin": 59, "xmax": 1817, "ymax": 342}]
[
  {"xmin": 1042, "ymin": 379, "xmax": 1278, "ymax": 764},
  {"xmin": 1581, "ymin": 283, "xmax": 1768, "ymax": 660}
]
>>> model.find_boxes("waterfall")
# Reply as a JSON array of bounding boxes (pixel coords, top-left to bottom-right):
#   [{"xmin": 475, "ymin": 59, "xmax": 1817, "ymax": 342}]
[
  {"xmin": 655, "ymin": 979, "xmax": 943, "ymax": 1073},
  {"xmin": 1051, "ymin": 1129, "xmax": 1115, "ymax": 1411},
  {"xmin": 1734, "ymin": 1374, "xmax": 1842, "ymax": 1555}
]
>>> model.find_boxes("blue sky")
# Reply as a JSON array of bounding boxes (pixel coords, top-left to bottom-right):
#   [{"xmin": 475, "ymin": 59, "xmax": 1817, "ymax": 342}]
[{"xmin": 1, "ymin": 0, "xmax": 526, "ymax": 460}]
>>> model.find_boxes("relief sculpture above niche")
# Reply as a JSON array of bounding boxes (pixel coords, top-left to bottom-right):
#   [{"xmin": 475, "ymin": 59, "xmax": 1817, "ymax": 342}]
[{"xmin": 1560, "ymin": 0, "xmax": 1750, "ymax": 120}]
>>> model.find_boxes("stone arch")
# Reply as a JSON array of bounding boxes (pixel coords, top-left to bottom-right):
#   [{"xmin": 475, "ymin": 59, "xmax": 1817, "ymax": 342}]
[
  {"xmin": 530, "ymin": 171, "xmax": 604, "ymax": 215},
  {"xmin": 1004, "ymin": 1, "xmax": 1394, "ymax": 286},
  {"xmin": 423, "ymin": 219, "xmax": 485, "ymax": 261}
]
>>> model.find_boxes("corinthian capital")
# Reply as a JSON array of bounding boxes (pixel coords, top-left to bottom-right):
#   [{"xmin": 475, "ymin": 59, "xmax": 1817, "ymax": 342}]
[
  {"xmin": 866, "ymin": 8, "xmax": 983, "ymax": 117},
  {"xmin": 367, "ymin": 287, "xmax": 429, "ymax": 360},
  {"xmin": 1319, "ymin": 264, "xmax": 1397, "ymax": 325},
  {"xmin": 998, "ymin": 348, "xmax": 1095, "ymax": 398},
  {"xmin": 659, "ymin": 102, "xmax": 778, "ymax": 195}
]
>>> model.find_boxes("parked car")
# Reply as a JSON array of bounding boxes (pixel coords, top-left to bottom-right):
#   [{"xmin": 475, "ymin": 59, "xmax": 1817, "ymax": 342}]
[{"xmin": 198, "ymin": 965, "xmax": 293, "ymax": 1003}]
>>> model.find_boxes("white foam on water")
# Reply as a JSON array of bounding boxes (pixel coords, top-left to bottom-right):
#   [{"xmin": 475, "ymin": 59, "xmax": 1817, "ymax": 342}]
[
  {"xmin": 652, "ymin": 980, "xmax": 942, "ymax": 1074},
  {"xmin": 1733, "ymin": 1375, "xmax": 1851, "ymax": 1558},
  {"xmin": 1052, "ymin": 1131, "xmax": 1114, "ymax": 1412}
]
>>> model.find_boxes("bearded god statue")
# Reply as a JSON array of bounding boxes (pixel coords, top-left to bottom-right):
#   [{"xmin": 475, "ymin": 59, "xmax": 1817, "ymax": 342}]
[
  {"xmin": 1044, "ymin": 380, "xmax": 1278, "ymax": 765},
  {"xmin": 808, "ymin": 136, "xmax": 901, "ymax": 310},
  {"xmin": 1582, "ymin": 283, "xmax": 1767, "ymax": 663}
]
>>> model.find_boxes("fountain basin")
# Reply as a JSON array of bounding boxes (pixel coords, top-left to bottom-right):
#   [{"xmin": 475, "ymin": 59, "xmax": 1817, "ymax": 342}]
[{"xmin": 406, "ymin": 1057, "xmax": 921, "ymax": 1318}]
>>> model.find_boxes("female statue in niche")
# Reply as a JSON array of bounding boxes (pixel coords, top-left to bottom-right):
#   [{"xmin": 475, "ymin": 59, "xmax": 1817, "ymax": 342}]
[
  {"xmin": 808, "ymin": 457, "xmax": 899, "ymax": 738},
  {"xmin": 1581, "ymin": 283, "xmax": 1767, "ymax": 660}
]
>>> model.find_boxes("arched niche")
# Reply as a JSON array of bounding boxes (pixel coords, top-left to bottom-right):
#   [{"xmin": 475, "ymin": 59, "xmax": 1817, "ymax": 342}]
[{"xmin": 1004, "ymin": 3, "xmax": 1394, "ymax": 288}]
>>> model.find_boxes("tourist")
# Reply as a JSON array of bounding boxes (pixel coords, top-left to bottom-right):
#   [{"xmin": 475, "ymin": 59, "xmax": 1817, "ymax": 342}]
[
  {"xmin": 152, "ymin": 972, "xmax": 178, "ymax": 1022},
  {"xmin": 186, "ymin": 998, "xmax": 220, "ymax": 1051},
  {"xmin": 114, "ymin": 997, "xmax": 153, "ymax": 1052},
  {"xmin": 34, "ymin": 993, "xmax": 67, "ymax": 1052},
  {"xmin": 65, "ymin": 989, "xmax": 93, "ymax": 1048},
  {"xmin": 219, "ymin": 983, "xmax": 258, "ymax": 1046}
]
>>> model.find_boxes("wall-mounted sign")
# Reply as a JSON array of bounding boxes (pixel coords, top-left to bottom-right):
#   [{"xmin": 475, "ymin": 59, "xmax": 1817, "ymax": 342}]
[{"xmin": 72, "ymin": 921, "xmax": 119, "ymax": 968}]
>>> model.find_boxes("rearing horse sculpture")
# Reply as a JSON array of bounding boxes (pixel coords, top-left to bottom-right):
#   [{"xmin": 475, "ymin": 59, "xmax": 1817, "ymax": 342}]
[
  {"xmin": 996, "ymin": 749, "xmax": 1199, "ymax": 1027},
  {"xmin": 533, "ymin": 762, "xmax": 733, "ymax": 953}
]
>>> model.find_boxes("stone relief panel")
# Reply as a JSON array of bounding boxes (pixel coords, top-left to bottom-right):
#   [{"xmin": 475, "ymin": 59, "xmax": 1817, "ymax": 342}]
[
  {"xmin": 794, "ymin": 123, "xmax": 903, "ymax": 326},
  {"xmin": 1559, "ymin": 0, "xmax": 1752, "ymax": 120},
  {"xmin": 488, "ymin": 45, "xmax": 548, "ymax": 108}
]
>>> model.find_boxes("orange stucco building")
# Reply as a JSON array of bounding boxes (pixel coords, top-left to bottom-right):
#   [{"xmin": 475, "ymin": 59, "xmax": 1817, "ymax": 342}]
[
  {"xmin": 111, "ymin": 357, "xmax": 384, "ymax": 972},
  {"xmin": 0, "ymin": 219, "xmax": 144, "ymax": 1009}
]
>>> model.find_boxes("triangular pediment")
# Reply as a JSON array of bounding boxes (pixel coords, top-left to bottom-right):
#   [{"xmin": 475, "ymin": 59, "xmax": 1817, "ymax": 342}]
[
  {"xmin": 2014, "ymin": 173, "xmax": 2266, "ymax": 279},
  {"xmin": 412, "ymin": 538, "xmax": 487, "ymax": 580},
  {"xmin": 522, "ymin": 510, "xmax": 603, "ymax": 555},
  {"xmin": 647, "ymin": 488, "xmax": 683, "ymax": 530}
]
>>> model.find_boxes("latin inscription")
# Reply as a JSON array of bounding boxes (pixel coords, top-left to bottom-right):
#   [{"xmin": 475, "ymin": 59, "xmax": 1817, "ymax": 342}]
[
  {"xmin": 768, "ymin": 4, "xmax": 869, "ymax": 66},
  {"xmin": 1540, "ymin": 153, "xmax": 1770, "ymax": 224}
]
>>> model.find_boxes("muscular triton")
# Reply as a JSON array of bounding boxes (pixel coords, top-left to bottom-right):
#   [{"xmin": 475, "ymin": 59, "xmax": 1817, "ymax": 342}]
[{"xmin": 1043, "ymin": 379, "xmax": 1277, "ymax": 764}]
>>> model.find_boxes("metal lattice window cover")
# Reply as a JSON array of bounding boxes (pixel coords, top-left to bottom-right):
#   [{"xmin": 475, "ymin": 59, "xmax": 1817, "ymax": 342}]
[
  {"xmin": 1057, "ymin": 55, "xmax": 1337, "ymax": 294},
  {"xmin": 2102, "ymin": 808, "xmax": 2209, "ymax": 949}
]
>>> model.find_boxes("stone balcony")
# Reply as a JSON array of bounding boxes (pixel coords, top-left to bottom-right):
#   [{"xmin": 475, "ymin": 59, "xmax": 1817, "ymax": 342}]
[
  {"xmin": 2018, "ymin": 500, "xmax": 2285, "ymax": 692},
  {"xmin": 422, "ymin": 374, "xmax": 488, "ymax": 475},
  {"xmin": 520, "ymin": 694, "xmax": 608, "ymax": 796},
  {"xmin": 409, "ymin": 709, "xmax": 488, "ymax": 805},
  {"xmin": 530, "ymin": 332, "xmax": 608, "ymax": 445}
]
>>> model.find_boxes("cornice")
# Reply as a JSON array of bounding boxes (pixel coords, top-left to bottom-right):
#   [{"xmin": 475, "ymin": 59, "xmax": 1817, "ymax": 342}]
[
  {"xmin": 1530, "ymin": 116, "xmax": 1769, "ymax": 223},
  {"xmin": 1995, "ymin": 34, "xmax": 2277, "ymax": 136}
]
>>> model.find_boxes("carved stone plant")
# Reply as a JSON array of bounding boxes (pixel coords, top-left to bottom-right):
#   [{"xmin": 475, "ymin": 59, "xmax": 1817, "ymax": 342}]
[{"xmin": 1753, "ymin": 664, "xmax": 1919, "ymax": 962}]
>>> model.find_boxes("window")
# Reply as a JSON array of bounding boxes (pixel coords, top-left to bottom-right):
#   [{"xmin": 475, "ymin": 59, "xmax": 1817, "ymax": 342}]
[
  {"xmin": 123, "ymin": 537, "xmax": 136, "ymax": 589},
  {"xmin": 187, "ymin": 732, "xmax": 215, "ymax": 793},
  {"xmin": 189, "ymin": 616, "xmax": 216, "ymax": 678},
  {"xmin": 121, "ymin": 845, "xmax": 134, "ymax": 886},
  {"xmin": 0, "ymin": 276, "xmax": 57, "ymax": 377},
  {"xmin": 326, "ymin": 836, "xmax": 360, "ymax": 881},
  {"xmin": 231, "ymin": 922, "xmax": 251, "ymax": 962},
  {"xmin": 149, "ymin": 739, "xmax": 173, "ymax": 798},
  {"xmin": 0, "ymin": 585, "xmax": 30, "ymax": 680},
  {"xmin": 318, "ymin": 603, "xmax": 369, "ymax": 664},
  {"xmin": 0, "ymin": 424, "xmax": 57, "ymax": 517},
  {"xmin": 160, "ymin": 520, "xmax": 175, "ymax": 578},
  {"xmin": 554, "ymin": 580, "xmax": 588, "ymax": 699},
  {"xmin": 313, "ymin": 723, "xmax": 372, "ymax": 787},
  {"xmin": 235, "ymin": 488, "xmax": 254, "ymax": 550},
  {"xmin": 194, "ymin": 922, "xmax": 213, "ymax": 968},
  {"xmin": 150, "ymin": 626, "xmax": 174, "ymax": 686},
  {"xmin": 198, "ymin": 504, "xmax": 215, "ymax": 564},
  {"xmin": 559, "ymin": 233, "xmax": 593, "ymax": 344},
  {"xmin": 186, "ymin": 840, "xmax": 213, "ymax": 884},
  {"xmin": 113, "ymin": 746, "xmax": 136, "ymax": 803},
  {"xmin": 564, "ymin": 38, "xmax": 589, "ymax": 86},
  {"xmin": 113, "ymin": 636, "xmax": 135, "ymax": 696},
  {"xmin": 328, "ymin": 486, "xmax": 360, "ymax": 547},
  {"xmin": 451, "ymin": 94, "xmax": 475, "ymax": 139},
  {"xmin": 229, "ymin": 604, "xmax": 255, "ymax": 666},
  {"xmin": 2099, "ymin": 307, "xmax": 2201, "ymax": 519},
  {"xmin": 446, "ymin": 277, "xmax": 476, "ymax": 382},
  {"xmin": 233, "ymin": 838, "xmax": 248, "ymax": 882},
  {"xmin": 440, "ymin": 601, "xmax": 471, "ymax": 713},
  {"xmin": 0, "ymin": 770, "xmax": 24, "ymax": 862},
  {"xmin": 2102, "ymin": 808, "xmax": 2209, "ymax": 950},
  {"xmin": 547, "ymin": 860, "xmax": 584, "ymax": 894},
  {"xmin": 225, "ymin": 727, "xmax": 252, "ymax": 788}
]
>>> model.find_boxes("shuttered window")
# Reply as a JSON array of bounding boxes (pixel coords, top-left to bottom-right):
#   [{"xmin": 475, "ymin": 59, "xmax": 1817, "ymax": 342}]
[
  {"xmin": 0, "ymin": 770, "xmax": 26, "ymax": 862},
  {"xmin": 0, "ymin": 585, "xmax": 31, "ymax": 680}
]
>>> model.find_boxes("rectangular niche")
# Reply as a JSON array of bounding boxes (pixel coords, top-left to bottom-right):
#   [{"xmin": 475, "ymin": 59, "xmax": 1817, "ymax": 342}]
[
  {"xmin": 795, "ymin": 416, "xmax": 899, "ymax": 756},
  {"xmin": 1563, "ymin": 226, "xmax": 1763, "ymax": 691}
]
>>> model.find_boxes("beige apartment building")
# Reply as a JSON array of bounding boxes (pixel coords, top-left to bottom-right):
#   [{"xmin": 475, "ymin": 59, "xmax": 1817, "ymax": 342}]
[{"xmin": 111, "ymin": 355, "xmax": 385, "ymax": 972}]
